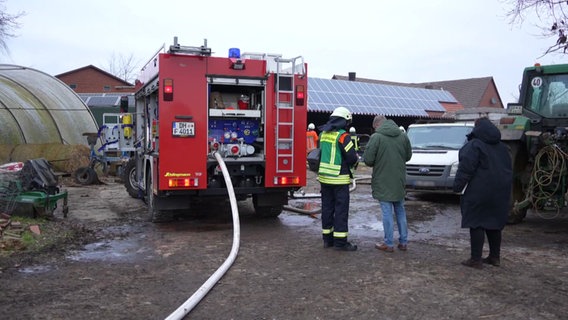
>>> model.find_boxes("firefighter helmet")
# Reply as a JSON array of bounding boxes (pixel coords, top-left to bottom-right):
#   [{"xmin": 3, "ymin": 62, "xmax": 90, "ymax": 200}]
[
  {"xmin": 331, "ymin": 107, "xmax": 352, "ymax": 121},
  {"xmin": 349, "ymin": 127, "xmax": 356, "ymax": 134},
  {"xmin": 308, "ymin": 123, "xmax": 315, "ymax": 130}
]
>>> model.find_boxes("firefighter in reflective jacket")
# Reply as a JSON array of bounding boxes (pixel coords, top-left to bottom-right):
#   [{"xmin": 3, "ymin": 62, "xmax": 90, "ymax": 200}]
[
  {"xmin": 349, "ymin": 126, "xmax": 360, "ymax": 153},
  {"xmin": 306, "ymin": 123, "xmax": 318, "ymax": 153},
  {"xmin": 317, "ymin": 107, "xmax": 359, "ymax": 251}
]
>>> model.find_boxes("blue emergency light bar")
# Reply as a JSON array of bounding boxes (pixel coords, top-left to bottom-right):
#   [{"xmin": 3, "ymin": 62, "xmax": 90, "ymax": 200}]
[{"xmin": 229, "ymin": 48, "xmax": 241, "ymax": 58}]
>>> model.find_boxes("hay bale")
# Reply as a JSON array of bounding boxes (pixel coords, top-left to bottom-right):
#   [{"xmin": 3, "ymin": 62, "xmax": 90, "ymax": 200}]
[
  {"xmin": 10, "ymin": 143, "xmax": 90, "ymax": 173},
  {"xmin": 0, "ymin": 144, "xmax": 15, "ymax": 164}
]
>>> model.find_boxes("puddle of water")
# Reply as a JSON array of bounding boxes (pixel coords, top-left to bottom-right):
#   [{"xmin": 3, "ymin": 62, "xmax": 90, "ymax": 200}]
[
  {"xmin": 18, "ymin": 265, "xmax": 53, "ymax": 274},
  {"xmin": 279, "ymin": 212, "xmax": 321, "ymax": 227},
  {"xmin": 67, "ymin": 238, "xmax": 151, "ymax": 262},
  {"xmin": 283, "ymin": 198, "xmax": 384, "ymax": 237},
  {"xmin": 284, "ymin": 194, "xmax": 464, "ymax": 242}
]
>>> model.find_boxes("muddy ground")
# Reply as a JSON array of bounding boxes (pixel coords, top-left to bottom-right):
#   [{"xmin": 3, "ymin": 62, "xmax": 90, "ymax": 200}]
[{"xmin": 1, "ymin": 165, "xmax": 568, "ymax": 320}]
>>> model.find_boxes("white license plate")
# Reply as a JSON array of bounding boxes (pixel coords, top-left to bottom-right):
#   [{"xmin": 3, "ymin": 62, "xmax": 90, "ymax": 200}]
[
  {"xmin": 172, "ymin": 122, "xmax": 195, "ymax": 137},
  {"xmin": 415, "ymin": 181, "xmax": 435, "ymax": 187}
]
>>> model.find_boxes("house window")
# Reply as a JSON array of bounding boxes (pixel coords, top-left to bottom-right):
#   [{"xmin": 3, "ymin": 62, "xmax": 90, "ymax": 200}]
[
  {"xmin": 103, "ymin": 85, "xmax": 111, "ymax": 91},
  {"xmin": 69, "ymin": 84, "xmax": 77, "ymax": 89}
]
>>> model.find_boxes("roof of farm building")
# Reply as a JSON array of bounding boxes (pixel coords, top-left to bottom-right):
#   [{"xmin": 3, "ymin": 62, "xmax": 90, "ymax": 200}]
[
  {"xmin": 308, "ymin": 77, "xmax": 460, "ymax": 117},
  {"xmin": 332, "ymin": 74, "xmax": 500, "ymax": 110},
  {"xmin": 0, "ymin": 64, "xmax": 99, "ymax": 145}
]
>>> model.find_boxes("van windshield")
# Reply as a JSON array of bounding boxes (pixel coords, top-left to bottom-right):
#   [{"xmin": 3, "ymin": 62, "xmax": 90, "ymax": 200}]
[{"xmin": 407, "ymin": 125, "xmax": 472, "ymax": 150}]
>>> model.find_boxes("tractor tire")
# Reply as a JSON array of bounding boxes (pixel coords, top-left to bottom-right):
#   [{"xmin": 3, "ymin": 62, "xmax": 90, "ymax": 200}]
[
  {"xmin": 506, "ymin": 141, "xmax": 529, "ymax": 224},
  {"xmin": 122, "ymin": 158, "xmax": 139, "ymax": 199},
  {"xmin": 74, "ymin": 167, "xmax": 97, "ymax": 185}
]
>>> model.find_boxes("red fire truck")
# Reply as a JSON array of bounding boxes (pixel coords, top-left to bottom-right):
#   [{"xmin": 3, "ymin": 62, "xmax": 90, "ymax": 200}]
[{"xmin": 127, "ymin": 37, "xmax": 308, "ymax": 222}]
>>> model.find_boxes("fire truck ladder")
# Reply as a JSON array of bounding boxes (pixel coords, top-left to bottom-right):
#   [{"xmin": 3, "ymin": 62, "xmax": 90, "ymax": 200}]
[{"xmin": 274, "ymin": 56, "xmax": 304, "ymax": 173}]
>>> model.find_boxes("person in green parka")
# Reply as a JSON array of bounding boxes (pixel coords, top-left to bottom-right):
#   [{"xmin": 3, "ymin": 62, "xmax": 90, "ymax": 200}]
[{"xmin": 363, "ymin": 115, "xmax": 412, "ymax": 252}]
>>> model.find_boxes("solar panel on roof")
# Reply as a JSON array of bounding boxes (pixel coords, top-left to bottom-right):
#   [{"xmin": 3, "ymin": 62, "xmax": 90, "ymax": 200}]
[
  {"xmin": 308, "ymin": 77, "xmax": 455, "ymax": 117},
  {"xmin": 86, "ymin": 96, "xmax": 120, "ymax": 107}
]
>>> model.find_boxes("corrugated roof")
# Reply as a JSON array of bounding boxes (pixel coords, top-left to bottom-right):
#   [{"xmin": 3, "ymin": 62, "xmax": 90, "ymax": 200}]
[{"xmin": 0, "ymin": 64, "xmax": 99, "ymax": 145}]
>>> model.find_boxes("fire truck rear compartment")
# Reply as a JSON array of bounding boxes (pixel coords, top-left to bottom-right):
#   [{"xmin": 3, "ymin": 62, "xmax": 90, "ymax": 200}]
[{"xmin": 206, "ymin": 160, "xmax": 264, "ymax": 192}]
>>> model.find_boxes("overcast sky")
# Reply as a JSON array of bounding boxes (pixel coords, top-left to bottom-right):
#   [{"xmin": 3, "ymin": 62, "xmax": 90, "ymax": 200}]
[{"xmin": 2, "ymin": 0, "xmax": 566, "ymax": 105}]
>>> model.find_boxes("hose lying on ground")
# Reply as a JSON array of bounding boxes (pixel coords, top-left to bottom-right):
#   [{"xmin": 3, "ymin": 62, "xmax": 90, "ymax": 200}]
[{"xmin": 164, "ymin": 152, "xmax": 240, "ymax": 320}]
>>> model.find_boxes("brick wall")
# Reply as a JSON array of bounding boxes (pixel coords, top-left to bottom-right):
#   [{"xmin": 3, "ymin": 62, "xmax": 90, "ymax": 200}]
[{"xmin": 56, "ymin": 67, "xmax": 135, "ymax": 93}]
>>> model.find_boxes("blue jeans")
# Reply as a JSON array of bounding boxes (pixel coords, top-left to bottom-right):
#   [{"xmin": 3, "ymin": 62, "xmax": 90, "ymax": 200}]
[{"xmin": 379, "ymin": 200, "xmax": 408, "ymax": 247}]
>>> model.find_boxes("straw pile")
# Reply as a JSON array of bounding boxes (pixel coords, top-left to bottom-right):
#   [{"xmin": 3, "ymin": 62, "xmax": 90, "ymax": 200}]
[
  {"xmin": 0, "ymin": 145, "xmax": 14, "ymax": 164},
  {"xmin": 1, "ymin": 143, "xmax": 90, "ymax": 174}
]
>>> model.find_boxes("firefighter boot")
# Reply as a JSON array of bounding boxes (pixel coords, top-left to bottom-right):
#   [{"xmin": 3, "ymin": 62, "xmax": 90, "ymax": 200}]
[
  {"xmin": 323, "ymin": 235, "xmax": 334, "ymax": 248},
  {"xmin": 334, "ymin": 241, "xmax": 358, "ymax": 251}
]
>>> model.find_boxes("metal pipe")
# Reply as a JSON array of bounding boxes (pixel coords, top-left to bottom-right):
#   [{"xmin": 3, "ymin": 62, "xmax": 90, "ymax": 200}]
[{"xmin": 164, "ymin": 152, "xmax": 240, "ymax": 320}]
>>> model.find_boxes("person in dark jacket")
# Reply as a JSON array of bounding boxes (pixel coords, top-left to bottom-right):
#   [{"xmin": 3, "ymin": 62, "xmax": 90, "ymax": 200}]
[
  {"xmin": 453, "ymin": 117, "xmax": 513, "ymax": 269},
  {"xmin": 317, "ymin": 107, "xmax": 360, "ymax": 251},
  {"xmin": 363, "ymin": 115, "xmax": 412, "ymax": 252}
]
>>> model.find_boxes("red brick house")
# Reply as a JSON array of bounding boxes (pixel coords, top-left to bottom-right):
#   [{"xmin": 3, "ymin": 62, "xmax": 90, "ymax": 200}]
[
  {"xmin": 55, "ymin": 65, "xmax": 135, "ymax": 93},
  {"xmin": 55, "ymin": 65, "xmax": 136, "ymax": 127}
]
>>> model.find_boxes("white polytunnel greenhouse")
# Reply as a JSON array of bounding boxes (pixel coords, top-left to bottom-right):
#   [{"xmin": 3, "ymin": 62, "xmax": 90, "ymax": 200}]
[{"xmin": 0, "ymin": 64, "xmax": 98, "ymax": 146}]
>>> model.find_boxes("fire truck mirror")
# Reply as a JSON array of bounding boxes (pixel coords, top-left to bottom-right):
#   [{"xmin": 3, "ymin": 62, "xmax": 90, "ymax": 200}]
[{"xmin": 120, "ymin": 96, "xmax": 129, "ymax": 113}]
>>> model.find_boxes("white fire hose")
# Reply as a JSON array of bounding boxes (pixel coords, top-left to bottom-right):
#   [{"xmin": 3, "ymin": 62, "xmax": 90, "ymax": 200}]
[
  {"xmin": 163, "ymin": 162, "xmax": 371, "ymax": 318},
  {"xmin": 164, "ymin": 152, "xmax": 240, "ymax": 320},
  {"xmin": 283, "ymin": 175, "xmax": 372, "ymax": 215}
]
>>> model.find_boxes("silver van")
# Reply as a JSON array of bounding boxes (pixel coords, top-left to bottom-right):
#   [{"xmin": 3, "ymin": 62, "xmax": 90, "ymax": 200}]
[{"xmin": 405, "ymin": 122, "xmax": 473, "ymax": 193}]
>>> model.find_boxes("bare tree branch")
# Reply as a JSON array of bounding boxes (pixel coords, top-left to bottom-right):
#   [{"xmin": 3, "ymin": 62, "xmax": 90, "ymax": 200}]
[
  {"xmin": 106, "ymin": 52, "xmax": 139, "ymax": 84},
  {"xmin": 506, "ymin": 0, "xmax": 568, "ymax": 57},
  {"xmin": 0, "ymin": 0, "xmax": 25, "ymax": 54}
]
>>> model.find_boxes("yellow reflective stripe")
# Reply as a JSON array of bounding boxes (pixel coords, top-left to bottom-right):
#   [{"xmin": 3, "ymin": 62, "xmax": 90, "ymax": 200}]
[
  {"xmin": 344, "ymin": 141, "xmax": 354, "ymax": 152},
  {"xmin": 320, "ymin": 133, "xmax": 338, "ymax": 141},
  {"xmin": 319, "ymin": 163, "xmax": 341, "ymax": 170},
  {"xmin": 322, "ymin": 228, "xmax": 333, "ymax": 235},
  {"xmin": 318, "ymin": 174, "xmax": 351, "ymax": 184},
  {"xmin": 319, "ymin": 165, "xmax": 341, "ymax": 175},
  {"xmin": 329, "ymin": 142, "xmax": 338, "ymax": 165},
  {"xmin": 334, "ymin": 232, "xmax": 348, "ymax": 238}
]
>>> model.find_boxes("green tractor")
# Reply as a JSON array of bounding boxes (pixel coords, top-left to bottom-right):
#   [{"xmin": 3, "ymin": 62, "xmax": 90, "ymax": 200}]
[{"xmin": 500, "ymin": 63, "xmax": 568, "ymax": 223}]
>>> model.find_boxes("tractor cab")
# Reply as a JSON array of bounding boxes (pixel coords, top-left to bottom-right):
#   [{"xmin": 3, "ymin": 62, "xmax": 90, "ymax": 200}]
[{"xmin": 510, "ymin": 64, "xmax": 568, "ymax": 132}]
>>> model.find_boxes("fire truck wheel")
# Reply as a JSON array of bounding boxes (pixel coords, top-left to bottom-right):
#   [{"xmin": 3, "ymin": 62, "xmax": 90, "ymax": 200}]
[
  {"xmin": 254, "ymin": 205, "xmax": 283, "ymax": 218},
  {"xmin": 145, "ymin": 173, "xmax": 173, "ymax": 222},
  {"xmin": 252, "ymin": 197, "xmax": 283, "ymax": 218},
  {"xmin": 74, "ymin": 167, "xmax": 97, "ymax": 185},
  {"xmin": 123, "ymin": 159, "xmax": 139, "ymax": 199},
  {"xmin": 253, "ymin": 194, "xmax": 284, "ymax": 217}
]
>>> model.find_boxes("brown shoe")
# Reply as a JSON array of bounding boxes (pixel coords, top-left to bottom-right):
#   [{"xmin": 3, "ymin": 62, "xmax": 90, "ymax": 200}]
[
  {"xmin": 397, "ymin": 244, "xmax": 408, "ymax": 251},
  {"xmin": 461, "ymin": 258, "xmax": 483, "ymax": 269},
  {"xmin": 375, "ymin": 243, "xmax": 394, "ymax": 253}
]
